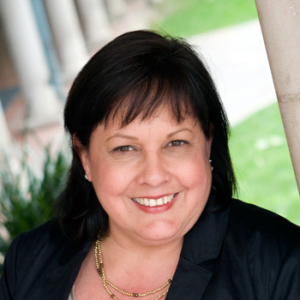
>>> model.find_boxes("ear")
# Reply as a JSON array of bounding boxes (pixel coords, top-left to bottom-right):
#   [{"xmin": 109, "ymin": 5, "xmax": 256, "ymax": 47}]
[{"xmin": 73, "ymin": 134, "xmax": 92, "ymax": 182}]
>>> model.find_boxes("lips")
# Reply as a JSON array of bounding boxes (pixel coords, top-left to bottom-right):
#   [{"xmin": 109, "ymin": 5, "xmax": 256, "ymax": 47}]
[{"xmin": 132, "ymin": 194, "xmax": 176, "ymax": 207}]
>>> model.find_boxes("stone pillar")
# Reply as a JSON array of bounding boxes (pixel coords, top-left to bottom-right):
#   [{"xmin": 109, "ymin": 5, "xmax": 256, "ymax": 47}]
[
  {"xmin": 44, "ymin": 0, "xmax": 89, "ymax": 82},
  {"xmin": 0, "ymin": 101, "xmax": 12, "ymax": 158},
  {"xmin": 0, "ymin": 0, "xmax": 62, "ymax": 128},
  {"xmin": 31, "ymin": 0, "xmax": 65, "ymax": 101},
  {"xmin": 255, "ymin": 0, "xmax": 300, "ymax": 192},
  {"xmin": 76, "ymin": 0, "xmax": 112, "ymax": 50}
]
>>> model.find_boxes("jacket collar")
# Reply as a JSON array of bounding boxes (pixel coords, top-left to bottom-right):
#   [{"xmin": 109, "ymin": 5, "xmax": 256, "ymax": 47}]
[
  {"xmin": 58, "ymin": 236, "xmax": 91, "ymax": 265},
  {"xmin": 44, "ymin": 229, "xmax": 92, "ymax": 300},
  {"xmin": 166, "ymin": 204, "xmax": 231, "ymax": 300}
]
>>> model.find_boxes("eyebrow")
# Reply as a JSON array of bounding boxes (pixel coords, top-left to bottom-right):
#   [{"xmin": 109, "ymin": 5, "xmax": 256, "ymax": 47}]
[
  {"xmin": 167, "ymin": 128, "xmax": 193, "ymax": 138},
  {"xmin": 106, "ymin": 128, "xmax": 193, "ymax": 142},
  {"xmin": 106, "ymin": 134, "xmax": 139, "ymax": 142}
]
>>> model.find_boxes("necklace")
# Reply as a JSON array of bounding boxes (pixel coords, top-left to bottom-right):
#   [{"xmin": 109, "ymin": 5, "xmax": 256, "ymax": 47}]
[{"xmin": 94, "ymin": 237, "xmax": 173, "ymax": 300}]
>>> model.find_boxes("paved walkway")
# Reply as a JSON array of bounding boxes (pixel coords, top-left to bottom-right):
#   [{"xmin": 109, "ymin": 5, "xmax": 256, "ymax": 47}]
[{"xmin": 190, "ymin": 20, "xmax": 276, "ymax": 125}]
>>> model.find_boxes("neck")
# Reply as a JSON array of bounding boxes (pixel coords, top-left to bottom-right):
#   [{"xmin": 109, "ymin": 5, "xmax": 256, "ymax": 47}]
[
  {"xmin": 95, "ymin": 238, "xmax": 173, "ymax": 300},
  {"xmin": 96, "ymin": 230, "xmax": 183, "ymax": 285},
  {"xmin": 103, "ymin": 227, "xmax": 184, "ymax": 262}
]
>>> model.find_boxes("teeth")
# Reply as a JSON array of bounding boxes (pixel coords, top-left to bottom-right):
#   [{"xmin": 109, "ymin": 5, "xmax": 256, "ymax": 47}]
[
  {"xmin": 156, "ymin": 198, "xmax": 163, "ymax": 206},
  {"xmin": 132, "ymin": 194, "xmax": 176, "ymax": 207},
  {"xmin": 149, "ymin": 199, "xmax": 156, "ymax": 207}
]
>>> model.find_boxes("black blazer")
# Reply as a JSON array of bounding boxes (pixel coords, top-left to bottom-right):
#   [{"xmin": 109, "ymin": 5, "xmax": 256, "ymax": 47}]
[{"xmin": 1, "ymin": 199, "xmax": 300, "ymax": 299}]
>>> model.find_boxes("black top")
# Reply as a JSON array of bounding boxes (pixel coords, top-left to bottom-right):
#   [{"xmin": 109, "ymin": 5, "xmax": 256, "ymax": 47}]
[{"xmin": 1, "ymin": 199, "xmax": 300, "ymax": 299}]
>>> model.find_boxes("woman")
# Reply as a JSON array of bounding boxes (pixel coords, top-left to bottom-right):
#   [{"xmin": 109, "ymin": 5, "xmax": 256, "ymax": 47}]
[{"xmin": 0, "ymin": 30, "xmax": 299, "ymax": 300}]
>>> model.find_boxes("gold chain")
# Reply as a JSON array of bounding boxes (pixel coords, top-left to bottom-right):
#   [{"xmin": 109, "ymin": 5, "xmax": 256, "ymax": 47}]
[{"xmin": 94, "ymin": 237, "xmax": 172, "ymax": 299}]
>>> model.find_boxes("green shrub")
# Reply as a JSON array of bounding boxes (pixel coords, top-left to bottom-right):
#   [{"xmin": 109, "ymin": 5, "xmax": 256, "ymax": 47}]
[{"xmin": 0, "ymin": 148, "xmax": 69, "ymax": 275}]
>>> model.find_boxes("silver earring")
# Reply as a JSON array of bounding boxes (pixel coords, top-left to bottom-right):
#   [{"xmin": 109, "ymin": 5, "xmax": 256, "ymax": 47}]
[
  {"xmin": 84, "ymin": 174, "xmax": 88, "ymax": 180},
  {"xmin": 209, "ymin": 160, "xmax": 214, "ymax": 172}
]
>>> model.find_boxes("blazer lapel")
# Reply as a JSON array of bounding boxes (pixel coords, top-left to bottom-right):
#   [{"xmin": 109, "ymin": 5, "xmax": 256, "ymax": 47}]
[
  {"xmin": 167, "ymin": 203, "xmax": 231, "ymax": 299},
  {"xmin": 166, "ymin": 256, "xmax": 212, "ymax": 300},
  {"xmin": 44, "ymin": 255, "xmax": 85, "ymax": 300},
  {"xmin": 44, "ymin": 239, "xmax": 91, "ymax": 300}
]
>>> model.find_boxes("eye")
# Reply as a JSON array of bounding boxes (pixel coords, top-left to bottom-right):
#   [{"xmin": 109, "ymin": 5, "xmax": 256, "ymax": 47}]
[
  {"xmin": 113, "ymin": 145, "xmax": 134, "ymax": 152},
  {"xmin": 167, "ymin": 140, "xmax": 188, "ymax": 147}
]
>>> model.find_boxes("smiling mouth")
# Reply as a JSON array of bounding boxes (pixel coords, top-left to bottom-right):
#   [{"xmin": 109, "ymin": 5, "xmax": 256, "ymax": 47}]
[{"xmin": 132, "ymin": 194, "xmax": 177, "ymax": 207}]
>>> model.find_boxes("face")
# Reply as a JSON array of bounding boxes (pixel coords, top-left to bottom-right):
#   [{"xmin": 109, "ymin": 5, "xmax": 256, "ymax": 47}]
[{"xmin": 79, "ymin": 108, "xmax": 213, "ymax": 246}]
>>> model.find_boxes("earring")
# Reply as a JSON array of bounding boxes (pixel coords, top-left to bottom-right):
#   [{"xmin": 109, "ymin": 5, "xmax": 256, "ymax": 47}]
[
  {"xmin": 84, "ymin": 174, "xmax": 89, "ymax": 180},
  {"xmin": 209, "ymin": 160, "xmax": 214, "ymax": 172}
]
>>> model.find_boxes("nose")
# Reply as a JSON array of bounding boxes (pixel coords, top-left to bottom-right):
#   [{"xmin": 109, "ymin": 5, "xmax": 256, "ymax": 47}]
[{"xmin": 136, "ymin": 152, "xmax": 171, "ymax": 187}]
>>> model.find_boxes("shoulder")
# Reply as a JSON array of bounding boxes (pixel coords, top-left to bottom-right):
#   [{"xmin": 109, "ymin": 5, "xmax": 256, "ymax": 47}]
[
  {"xmin": 4, "ymin": 219, "xmax": 90, "ymax": 273},
  {"xmin": 1, "ymin": 220, "xmax": 90, "ymax": 299},
  {"xmin": 228, "ymin": 199, "xmax": 300, "ymax": 244},
  {"xmin": 227, "ymin": 199, "xmax": 300, "ymax": 279},
  {"xmin": 224, "ymin": 200, "xmax": 300, "ymax": 298},
  {"xmin": 8, "ymin": 220, "xmax": 67, "ymax": 257},
  {"xmin": 2, "ymin": 220, "xmax": 69, "ymax": 277},
  {"xmin": 0, "ymin": 220, "xmax": 68, "ymax": 299}
]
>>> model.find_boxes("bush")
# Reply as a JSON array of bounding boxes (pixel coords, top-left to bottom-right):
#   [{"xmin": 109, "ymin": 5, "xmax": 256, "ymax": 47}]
[{"xmin": 0, "ymin": 148, "xmax": 69, "ymax": 275}]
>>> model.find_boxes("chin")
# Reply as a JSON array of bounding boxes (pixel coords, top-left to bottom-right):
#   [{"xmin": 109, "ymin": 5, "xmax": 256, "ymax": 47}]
[{"xmin": 136, "ymin": 220, "xmax": 186, "ymax": 244}]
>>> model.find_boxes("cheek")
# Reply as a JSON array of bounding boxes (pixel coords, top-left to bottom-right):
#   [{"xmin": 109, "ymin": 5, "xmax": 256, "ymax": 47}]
[
  {"xmin": 92, "ymin": 160, "xmax": 134, "ymax": 198},
  {"xmin": 91, "ymin": 166, "xmax": 130, "ymax": 218},
  {"xmin": 186, "ymin": 160, "xmax": 211, "ymax": 209},
  {"xmin": 178, "ymin": 154, "xmax": 211, "ymax": 188}
]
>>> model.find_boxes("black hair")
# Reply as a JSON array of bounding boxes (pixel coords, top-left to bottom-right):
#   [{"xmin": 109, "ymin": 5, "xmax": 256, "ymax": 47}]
[{"xmin": 55, "ymin": 30, "xmax": 236, "ymax": 241}]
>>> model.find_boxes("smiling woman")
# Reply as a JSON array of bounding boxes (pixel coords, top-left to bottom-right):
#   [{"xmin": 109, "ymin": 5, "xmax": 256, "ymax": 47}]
[
  {"xmin": 0, "ymin": 30, "xmax": 299, "ymax": 300},
  {"xmin": 77, "ymin": 109, "xmax": 212, "ymax": 245}
]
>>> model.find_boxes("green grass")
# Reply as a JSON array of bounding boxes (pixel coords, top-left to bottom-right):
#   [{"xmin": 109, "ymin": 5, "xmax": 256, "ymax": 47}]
[
  {"xmin": 230, "ymin": 103, "xmax": 300, "ymax": 225},
  {"xmin": 152, "ymin": 0, "xmax": 258, "ymax": 37}
]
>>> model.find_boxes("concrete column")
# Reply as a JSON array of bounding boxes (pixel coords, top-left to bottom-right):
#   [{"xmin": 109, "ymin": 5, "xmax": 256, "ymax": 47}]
[
  {"xmin": 255, "ymin": 0, "xmax": 300, "ymax": 192},
  {"xmin": 0, "ymin": 101, "xmax": 12, "ymax": 158},
  {"xmin": 76, "ymin": 0, "xmax": 112, "ymax": 50},
  {"xmin": 31, "ymin": 0, "xmax": 65, "ymax": 101},
  {"xmin": 0, "ymin": 0, "xmax": 62, "ymax": 128},
  {"xmin": 44, "ymin": 0, "xmax": 89, "ymax": 82}
]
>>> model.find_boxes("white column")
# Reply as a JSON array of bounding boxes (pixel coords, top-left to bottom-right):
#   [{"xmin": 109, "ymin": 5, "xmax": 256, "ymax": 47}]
[
  {"xmin": 76, "ymin": 0, "xmax": 112, "ymax": 49},
  {"xmin": 0, "ymin": 0, "xmax": 62, "ymax": 128},
  {"xmin": 0, "ymin": 101, "xmax": 12, "ymax": 158},
  {"xmin": 255, "ymin": 0, "xmax": 300, "ymax": 192},
  {"xmin": 44, "ymin": 0, "xmax": 89, "ymax": 82}
]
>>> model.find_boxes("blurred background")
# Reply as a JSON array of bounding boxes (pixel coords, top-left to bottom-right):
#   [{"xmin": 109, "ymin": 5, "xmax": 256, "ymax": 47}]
[{"xmin": 0, "ymin": 0, "xmax": 299, "ymax": 271}]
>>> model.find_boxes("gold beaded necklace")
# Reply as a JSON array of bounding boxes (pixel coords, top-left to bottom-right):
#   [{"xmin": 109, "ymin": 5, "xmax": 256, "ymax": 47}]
[{"xmin": 94, "ymin": 237, "xmax": 173, "ymax": 300}]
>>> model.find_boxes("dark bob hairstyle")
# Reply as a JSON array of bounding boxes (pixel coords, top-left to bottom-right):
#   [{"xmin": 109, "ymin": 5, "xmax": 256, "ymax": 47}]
[{"xmin": 55, "ymin": 30, "xmax": 236, "ymax": 241}]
